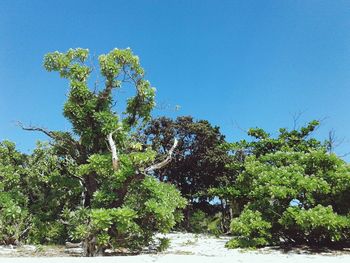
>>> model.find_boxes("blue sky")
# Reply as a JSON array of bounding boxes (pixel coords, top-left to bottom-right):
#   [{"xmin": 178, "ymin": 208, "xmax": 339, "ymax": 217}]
[{"xmin": 1, "ymin": 0, "xmax": 350, "ymax": 158}]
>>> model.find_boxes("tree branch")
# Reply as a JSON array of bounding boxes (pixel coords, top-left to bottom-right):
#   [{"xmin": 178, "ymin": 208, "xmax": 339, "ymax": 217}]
[
  {"xmin": 145, "ymin": 138, "xmax": 178, "ymax": 173},
  {"xmin": 107, "ymin": 129, "xmax": 122, "ymax": 170},
  {"xmin": 17, "ymin": 121, "xmax": 56, "ymax": 139},
  {"xmin": 18, "ymin": 121, "xmax": 82, "ymax": 160}
]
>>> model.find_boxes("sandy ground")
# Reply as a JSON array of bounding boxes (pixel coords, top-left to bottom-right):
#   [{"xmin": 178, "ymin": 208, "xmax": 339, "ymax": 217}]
[{"xmin": 1, "ymin": 232, "xmax": 350, "ymax": 262}]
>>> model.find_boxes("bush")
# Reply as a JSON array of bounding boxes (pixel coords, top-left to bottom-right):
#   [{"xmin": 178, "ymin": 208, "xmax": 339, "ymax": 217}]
[
  {"xmin": 0, "ymin": 141, "xmax": 31, "ymax": 245},
  {"xmin": 279, "ymin": 205, "xmax": 350, "ymax": 246},
  {"xmin": 187, "ymin": 210, "xmax": 223, "ymax": 236},
  {"xmin": 28, "ymin": 218, "xmax": 68, "ymax": 244},
  {"xmin": 157, "ymin": 237, "xmax": 171, "ymax": 252},
  {"xmin": 64, "ymin": 177, "xmax": 186, "ymax": 255},
  {"xmin": 0, "ymin": 194, "xmax": 30, "ymax": 245},
  {"xmin": 65, "ymin": 207, "xmax": 140, "ymax": 255},
  {"xmin": 226, "ymin": 209, "xmax": 271, "ymax": 248},
  {"xmin": 226, "ymin": 145, "xmax": 350, "ymax": 248}
]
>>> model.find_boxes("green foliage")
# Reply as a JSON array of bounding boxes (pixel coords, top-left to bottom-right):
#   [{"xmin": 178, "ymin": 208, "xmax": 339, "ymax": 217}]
[
  {"xmin": 186, "ymin": 210, "xmax": 223, "ymax": 236},
  {"xmin": 0, "ymin": 48, "xmax": 187, "ymax": 256},
  {"xmin": 28, "ymin": 220, "xmax": 66, "ymax": 245},
  {"xmin": 38, "ymin": 48, "xmax": 184, "ymax": 255},
  {"xmin": 157, "ymin": 237, "xmax": 171, "ymax": 252},
  {"xmin": 64, "ymin": 177, "xmax": 186, "ymax": 252},
  {"xmin": 279, "ymin": 205, "xmax": 350, "ymax": 246},
  {"xmin": 2, "ymin": 47, "xmax": 350, "ymax": 254},
  {"xmin": 224, "ymin": 121, "xmax": 350, "ymax": 248},
  {"xmin": 0, "ymin": 194, "xmax": 30, "ymax": 245},
  {"xmin": 125, "ymin": 177, "xmax": 187, "ymax": 234},
  {"xmin": 207, "ymin": 212, "xmax": 224, "ymax": 237},
  {"xmin": 0, "ymin": 141, "xmax": 30, "ymax": 245},
  {"xmin": 66, "ymin": 207, "xmax": 140, "ymax": 248},
  {"xmin": 144, "ymin": 116, "xmax": 229, "ymax": 230},
  {"xmin": 226, "ymin": 209, "xmax": 271, "ymax": 248}
]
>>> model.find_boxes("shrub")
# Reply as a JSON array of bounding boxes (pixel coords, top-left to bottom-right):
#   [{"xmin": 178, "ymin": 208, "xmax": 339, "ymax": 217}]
[
  {"xmin": 28, "ymin": 218, "xmax": 67, "ymax": 244},
  {"xmin": 65, "ymin": 207, "xmax": 140, "ymax": 255},
  {"xmin": 279, "ymin": 205, "xmax": 350, "ymax": 246},
  {"xmin": 225, "ymin": 143, "xmax": 350, "ymax": 248},
  {"xmin": 157, "ymin": 237, "xmax": 171, "ymax": 252},
  {"xmin": 0, "ymin": 194, "xmax": 30, "ymax": 245},
  {"xmin": 226, "ymin": 209, "xmax": 271, "ymax": 248},
  {"xmin": 64, "ymin": 177, "xmax": 186, "ymax": 255}
]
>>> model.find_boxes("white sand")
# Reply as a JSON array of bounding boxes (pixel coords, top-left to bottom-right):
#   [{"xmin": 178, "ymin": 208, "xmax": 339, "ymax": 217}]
[{"xmin": 1, "ymin": 232, "xmax": 350, "ymax": 262}]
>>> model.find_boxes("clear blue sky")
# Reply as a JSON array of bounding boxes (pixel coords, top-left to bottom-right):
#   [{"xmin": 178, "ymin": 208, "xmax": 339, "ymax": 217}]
[{"xmin": 1, "ymin": 0, "xmax": 350, "ymax": 158}]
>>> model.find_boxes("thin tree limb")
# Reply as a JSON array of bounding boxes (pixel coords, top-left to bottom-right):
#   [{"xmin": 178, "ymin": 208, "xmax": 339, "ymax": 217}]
[
  {"xmin": 17, "ymin": 121, "xmax": 56, "ymax": 139},
  {"xmin": 17, "ymin": 121, "xmax": 81, "ymax": 150}
]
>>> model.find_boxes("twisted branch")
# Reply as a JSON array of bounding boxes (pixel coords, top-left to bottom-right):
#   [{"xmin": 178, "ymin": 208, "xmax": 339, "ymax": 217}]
[{"xmin": 145, "ymin": 138, "xmax": 178, "ymax": 173}]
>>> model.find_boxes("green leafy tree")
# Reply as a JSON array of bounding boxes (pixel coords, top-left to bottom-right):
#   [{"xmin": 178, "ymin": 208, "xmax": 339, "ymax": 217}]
[
  {"xmin": 224, "ymin": 122, "xmax": 350, "ymax": 248},
  {"xmin": 143, "ymin": 116, "xmax": 229, "ymax": 230},
  {"xmin": 210, "ymin": 121, "xmax": 324, "ymax": 227},
  {"xmin": 20, "ymin": 48, "xmax": 186, "ymax": 256}
]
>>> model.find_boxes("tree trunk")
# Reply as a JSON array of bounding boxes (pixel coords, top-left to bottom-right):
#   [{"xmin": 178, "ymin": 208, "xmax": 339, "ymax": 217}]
[{"xmin": 83, "ymin": 172, "xmax": 98, "ymax": 207}]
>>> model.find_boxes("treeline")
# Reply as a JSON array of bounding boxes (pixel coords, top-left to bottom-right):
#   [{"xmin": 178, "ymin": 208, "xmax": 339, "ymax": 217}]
[{"xmin": 1, "ymin": 48, "xmax": 350, "ymax": 256}]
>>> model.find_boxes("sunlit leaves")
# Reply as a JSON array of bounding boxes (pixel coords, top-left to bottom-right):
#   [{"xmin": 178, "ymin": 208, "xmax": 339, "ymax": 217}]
[{"xmin": 225, "ymin": 122, "xmax": 350, "ymax": 248}]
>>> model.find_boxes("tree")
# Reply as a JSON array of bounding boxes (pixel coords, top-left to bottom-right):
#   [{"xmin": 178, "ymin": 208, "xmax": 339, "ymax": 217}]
[
  {"xmin": 210, "ymin": 120, "xmax": 324, "ymax": 226},
  {"xmin": 21, "ymin": 48, "xmax": 186, "ymax": 256},
  {"xmin": 223, "ymin": 121, "xmax": 350, "ymax": 248},
  {"xmin": 143, "ymin": 116, "xmax": 229, "ymax": 230}
]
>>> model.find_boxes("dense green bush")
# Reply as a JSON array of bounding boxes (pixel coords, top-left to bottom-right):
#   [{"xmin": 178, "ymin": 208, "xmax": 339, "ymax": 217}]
[
  {"xmin": 28, "ymin": 219, "xmax": 67, "ymax": 245},
  {"xmin": 224, "ymin": 122, "xmax": 350, "ymax": 248},
  {"xmin": 279, "ymin": 205, "xmax": 350, "ymax": 246},
  {"xmin": 0, "ymin": 194, "xmax": 30, "ymax": 245},
  {"xmin": 63, "ymin": 179, "xmax": 186, "ymax": 254},
  {"xmin": 0, "ymin": 141, "xmax": 30, "ymax": 245},
  {"xmin": 226, "ymin": 209, "xmax": 271, "ymax": 248}
]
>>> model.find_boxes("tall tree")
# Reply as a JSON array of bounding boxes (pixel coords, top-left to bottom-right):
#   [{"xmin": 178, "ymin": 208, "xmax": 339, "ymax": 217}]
[{"xmin": 20, "ymin": 48, "xmax": 186, "ymax": 256}]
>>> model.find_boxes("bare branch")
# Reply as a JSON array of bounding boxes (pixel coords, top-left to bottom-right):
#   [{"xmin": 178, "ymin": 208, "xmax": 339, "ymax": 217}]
[
  {"xmin": 327, "ymin": 129, "xmax": 346, "ymax": 154},
  {"xmin": 290, "ymin": 110, "xmax": 306, "ymax": 130},
  {"xmin": 17, "ymin": 121, "xmax": 56, "ymax": 139},
  {"xmin": 231, "ymin": 119, "xmax": 248, "ymax": 134},
  {"xmin": 145, "ymin": 138, "xmax": 178, "ymax": 173},
  {"xmin": 18, "ymin": 121, "xmax": 81, "ymax": 155}
]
